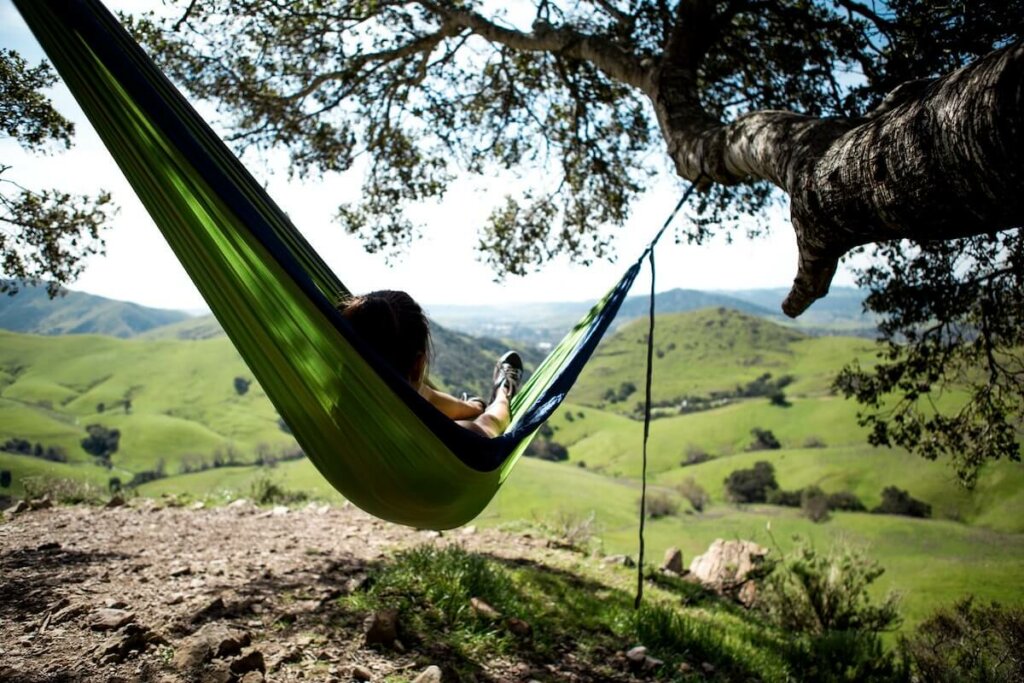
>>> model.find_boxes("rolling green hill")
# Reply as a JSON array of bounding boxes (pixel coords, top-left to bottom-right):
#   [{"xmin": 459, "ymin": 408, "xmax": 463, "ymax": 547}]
[{"xmin": 0, "ymin": 280, "xmax": 191, "ymax": 337}]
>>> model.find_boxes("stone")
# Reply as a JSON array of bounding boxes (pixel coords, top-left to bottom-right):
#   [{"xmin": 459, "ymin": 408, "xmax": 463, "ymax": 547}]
[
  {"xmin": 412, "ymin": 665, "xmax": 442, "ymax": 683},
  {"xmin": 200, "ymin": 660, "xmax": 231, "ymax": 683},
  {"xmin": 626, "ymin": 646, "xmax": 648, "ymax": 665},
  {"xmin": 90, "ymin": 608, "xmax": 134, "ymax": 631},
  {"xmin": 28, "ymin": 496, "xmax": 52, "ymax": 510},
  {"xmin": 169, "ymin": 565, "xmax": 192, "ymax": 578},
  {"xmin": 239, "ymin": 673, "xmax": 264, "ymax": 683},
  {"xmin": 602, "ymin": 554, "xmax": 635, "ymax": 567},
  {"xmin": 172, "ymin": 623, "xmax": 251, "ymax": 670},
  {"xmin": 662, "ymin": 547, "xmax": 684, "ymax": 574},
  {"xmin": 230, "ymin": 649, "xmax": 265, "ymax": 675},
  {"xmin": 364, "ymin": 609, "xmax": 399, "ymax": 647},
  {"xmin": 352, "ymin": 664, "xmax": 373, "ymax": 681},
  {"xmin": 688, "ymin": 539, "xmax": 769, "ymax": 602},
  {"xmin": 470, "ymin": 598, "xmax": 501, "ymax": 620},
  {"xmin": 460, "ymin": 525, "xmax": 477, "ymax": 535},
  {"xmin": 95, "ymin": 623, "xmax": 151, "ymax": 664},
  {"xmin": 507, "ymin": 617, "xmax": 532, "ymax": 638},
  {"xmin": 190, "ymin": 597, "xmax": 226, "ymax": 623}
]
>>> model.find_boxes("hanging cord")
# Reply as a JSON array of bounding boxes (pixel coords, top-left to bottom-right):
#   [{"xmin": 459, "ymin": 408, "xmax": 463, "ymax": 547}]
[{"xmin": 634, "ymin": 181, "xmax": 699, "ymax": 609}]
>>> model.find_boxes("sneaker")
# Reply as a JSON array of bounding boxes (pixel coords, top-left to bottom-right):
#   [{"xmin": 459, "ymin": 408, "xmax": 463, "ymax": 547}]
[{"xmin": 489, "ymin": 351, "xmax": 523, "ymax": 403}]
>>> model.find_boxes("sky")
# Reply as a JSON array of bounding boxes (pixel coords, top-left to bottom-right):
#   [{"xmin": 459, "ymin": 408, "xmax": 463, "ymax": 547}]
[{"xmin": 1, "ymin": 0, "xmax": 860, "ymax": 314}]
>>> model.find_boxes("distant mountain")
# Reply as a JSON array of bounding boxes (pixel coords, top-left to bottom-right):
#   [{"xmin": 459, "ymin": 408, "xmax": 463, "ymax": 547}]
[
  {"xmin": 426, "ymin": 286, "xmax": 862, "ymax": 344},
  {"xmin": 0, "ymin": 280, "xmax": 191, "ymax": 338}
]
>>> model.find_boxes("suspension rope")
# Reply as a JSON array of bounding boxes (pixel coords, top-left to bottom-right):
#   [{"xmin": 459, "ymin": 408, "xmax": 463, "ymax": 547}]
[{"xmin": 634, "ymin": 181, "xmax": 699, "ymax": 609}]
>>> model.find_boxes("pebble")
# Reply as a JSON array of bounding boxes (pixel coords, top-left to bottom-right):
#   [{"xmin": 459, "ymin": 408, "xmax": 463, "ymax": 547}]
[
  {"xmin": 412, "ymin": 665, "xmax": 442, "ymax": 683},
  {"xmin": 352, "ymin": 664, "xmax": 373, "ymax": 681}
]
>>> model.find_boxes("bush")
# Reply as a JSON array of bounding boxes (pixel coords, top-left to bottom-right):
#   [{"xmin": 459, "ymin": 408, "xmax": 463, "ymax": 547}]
[
  {"xmin": 547, "ymin": 509, "xmax": 598, "ymax": 551},
  {"xmin": 643, "ymin": 491, "xmax": 679, "ymax": 519},
  {"xmin": 872, "ymin": 486, "xmax": 931, "ymax": 518},
  {"xmin": 249, "ymin": 475, "xmax": 309, "ymax": 506},
  {"xmin": 768, "ymin": 390, "xmax": 790, "ymax": 407},
  {"xmin": 21, "ymin": 476, "xmax": 106, "ymax": 505},
  {"xmin": 233, "ymin": 376, "xmax": 251, "ymax": 395},
  {"xmin": 80, "ymin": 424, "xmax": 120, "ymax": 467},
  {"xmin": 901, "ymin": 598, "xmax": 1024, "ymax": 682},
  {"xmin": 766, "ymin": 488, "xmax": 803, "ymax": 507},
  {"xmin": 677, "ymin": 477, "xmax": 710, "ymax": 512},
  {"xmin": 801, "ymin": 486, "xmax": 830, "ymax": 523},
  {"xmin": 108, "ymin": 477, "xmax": 122, "ymax": 492},
  {"xmin": 724, "ymin": 461, "xmax": 778, "ymax": 503},
  {"xmin": 1, "ymin": 470, "xmax": 11, "ymax": 488},
  {"xmin": 524, "ymin": 438, "xmax": 569, "ymax": 461},
  {"xmin": 827, "ymin": 491, "xmax": 866, "ymax": 512},
  {"xmin": 803, "ymin": 435, "xmax": 827, "ymax": 448},
  {"xmin": 681, "ymin": 445, "xmax": 711, "ymax": 466},
  {"xmin": 759, "ymin": 540, "xmax": 902, "ymax": 681},
  {"xmin": 747, "ymin": 427, "xmax": 781, "ymax": 451},
  {"xmin": 127, "ymin": 460, "xmax": 167, "ymax": 488}
]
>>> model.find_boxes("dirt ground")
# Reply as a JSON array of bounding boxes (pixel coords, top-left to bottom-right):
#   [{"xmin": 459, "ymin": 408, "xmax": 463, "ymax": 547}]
[{"xmin": 0, "ymin": 499, "xmax": 639, "ymax": 683}]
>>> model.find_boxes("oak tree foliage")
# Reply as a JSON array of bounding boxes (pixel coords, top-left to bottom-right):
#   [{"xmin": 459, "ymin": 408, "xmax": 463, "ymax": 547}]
[
  {"xmin": 126, "ymin": 1, "xmax": 1023, "ymax": 479},
  {"xmin": 1, "ymin": 48, "xmax": 114, "ymax": 296}
]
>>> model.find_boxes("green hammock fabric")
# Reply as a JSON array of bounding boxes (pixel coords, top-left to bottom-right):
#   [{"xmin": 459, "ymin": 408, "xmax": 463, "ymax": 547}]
[{"xmin": 15, "ymin": 0, "xmax": 644, "ymax": 529}]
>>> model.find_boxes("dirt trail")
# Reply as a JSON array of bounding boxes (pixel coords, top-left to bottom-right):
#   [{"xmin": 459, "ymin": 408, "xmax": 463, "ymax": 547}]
[{"xmin": 0, "ymin": 500, "xmax": 606, "ymax": 683}]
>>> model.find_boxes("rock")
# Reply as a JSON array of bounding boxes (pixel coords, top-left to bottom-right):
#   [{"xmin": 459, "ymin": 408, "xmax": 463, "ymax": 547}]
[
  {"xmin": 701, "ymin": 662, "xmax": 716, "ymax": 674},
  {"xmin": 105, "ymin": 495, "xmax": 126, "ymax": 509},
  {"xmin": 36, "ymin": 541, "xmax": 61, "ymax": 551},
  {"xmin": 230, "ymin": 649, "xmax": 265, "ymax": 675},
  {"xmin": 470, "ymin": 597, "xmax": 501, "ymax": 621},
  {"xmin": 169, "ymin": 565, "xmax": 192, "ymax": 578},
  {"xmin": 364, "ymin": 609, "xmax": 399, "ymax": 647},
  {"xmin": 172, "ymin": 623, "xmax": 251, "ymax": 670},
  {"xmin": 239, "ymin": 673, "xmax": 264, "ymax": 683},
  {"xmin": 626, "ymin": 646, "xmax": 648, "ymax": 666},
  {"xmin": 352, "ymin": 664, "xmax": 373, "ymax": 681},
  {"xmin": 51, "ymin": 603, "xmax": 87, "ymax": 624},
  {"xmin": 602, "ymin": 554, "xmax": 635, "ymax": 567},
  {"xmin": 90, "ymin": 608, "xmax": 134, "ymax": 631},
  {"xmin": 166, "ymin": 593, "xmax": 185, "ymax": 606},
  {"xmin": 95, "ymin": 623, "xmax": 151, "ymax": 664},
  {"xmin": 662, "ymin": 547, "xmax": 684, "ymax": 574},
  {"xmin": 191, "ymin": 597, "xmax": 227, "ymax": 623},
  {"xmin": 507, "ymin": 617, "xmax": 532, "ymax": 638},
  {"xmin": 738, "ymin": 580, "xmax": 759, "ymax": 607},
  {"xmin": 5, "ymin": 500, "xmax": 29, "ymax": 514},
  {"xmin": 28, "ymin": 496, "xmax": 52, "ymax": 510},
  {"xmin": 229, "ymin": 498, "xmax": 251, "ymax": 508},
  {"xmin": 201, "ymin": 660, "xmax": 231, "ymax": 683},
  {"xmin": 412, "ymin": 665, "xmax": 442, "ymax": 683},
  {"xmin": 106, "ymin": 599, "xmax": 128, "ymax": 610},
  {"xmin": 688, "ymin": 539, "xmax": 768, "ymax": 603},
  {"xmin": 460, "ymin": 525, "xmax": 477, "ymax": 536},
  {"xmin": 190, "ymin": 501, "xmax": 205, "ymax": 510}
]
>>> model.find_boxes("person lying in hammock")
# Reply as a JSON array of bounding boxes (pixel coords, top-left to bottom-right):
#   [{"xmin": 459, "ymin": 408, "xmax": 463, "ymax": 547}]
[{"xmin": 339, "ymin": 290, "xmax": 523, "ymax": 438}]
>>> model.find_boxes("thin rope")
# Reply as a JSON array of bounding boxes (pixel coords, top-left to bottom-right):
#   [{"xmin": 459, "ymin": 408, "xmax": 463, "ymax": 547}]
[{"xmin": 634, "ymin": 181, "xmax": 698, "ymax": 608}]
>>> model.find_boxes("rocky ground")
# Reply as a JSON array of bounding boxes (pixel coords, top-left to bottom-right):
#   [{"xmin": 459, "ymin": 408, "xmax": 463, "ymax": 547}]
[{"xmin": 0, "ymin": 498, "xmax": 660, "ymax": 683}]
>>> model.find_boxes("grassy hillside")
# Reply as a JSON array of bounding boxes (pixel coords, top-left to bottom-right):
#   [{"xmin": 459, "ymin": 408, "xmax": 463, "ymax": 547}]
[
  {"xmin": 0, "ymin": 280, "xmax": 190, "ymax": 337},
  {"xmin": 568, "ymin": 308, "xmax": 876, "ymax": 415}
]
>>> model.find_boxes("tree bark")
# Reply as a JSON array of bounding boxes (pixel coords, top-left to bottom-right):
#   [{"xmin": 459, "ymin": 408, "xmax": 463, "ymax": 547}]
[{"xmin": 651, "ymin": 41, "xmax": 1024, "ymax": 316}]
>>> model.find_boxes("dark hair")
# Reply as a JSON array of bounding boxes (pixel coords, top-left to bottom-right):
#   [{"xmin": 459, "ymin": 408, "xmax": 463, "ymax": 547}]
[{"xmin": 338, "ymin": 290, "xmax": 431, "ymax": 381}]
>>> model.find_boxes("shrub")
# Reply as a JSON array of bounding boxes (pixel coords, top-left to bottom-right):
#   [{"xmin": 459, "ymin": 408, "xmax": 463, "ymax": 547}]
[
  {"xmin": 801, "ymin": 486, "xmax": 830, "ymax": 523},
  {"xmin": 547, "ymin": 509, "xmax": 599, "ymax": 551},
  {"xmin": 21, "ymin": 476, "xmax": 106, "ymax": 505},
  {"xmin": 724, "ymin": 461, "xmax": 778, "ymax": 503},
  {"xmin": 768, "ymin": 390, "xmax": 790, "ymax": 407},
  {"xmin": 1, "ymin": 470, "xmax": 11, "ymax": 488},
  {"xmin": 759, "ymin": 540, "xmax": 902, "ymax": 681},
  {"xmin": 524, "ymin": 438, "xmax": 569, "ymax": 461},
  {"xmin": 747, "ymin": 428, "xmax": 781, "ymax": 451},
  {"xmin": 872, "ymin": 486, "xmax": 931, "ymax": 518},
  {"xmin": 766, "ymin": 488, "xmax": 803, "ymax": 507},
  {"xmin": 80, "ymin": 424, "xmax": 120, "ymax": 467},
  {"xmin": 249, "ymin": 475, "xmax": 308, "ymax": 506},
  {"xmin": 901, "ymin": 598, "xmax": 1024, "ymax": 682},
  {"xmin": 803, "ymin": 435, "xmax": 827, "ymax": 448},
  {"xmin": 108, "ymin": 477, "xmax": 122, "ymax": 492},
  {"xmin": 643, "ymin": 491, "xmax": 679, "ymax": 519},
  {"xmin": 96, "ymin": 402, "xmax": 105, "ymax": 413},
  {"xmin": 682, "ymin": 444, "xmax": 711, "ymax": 466},
  {"xmin": 127, "ymin": 460, "xmax": 167, "ymax": 488},
  {"xmin": 233, "ymin": 376, "xmax": 251, "ymax": 395},
  {"xmin": 677, "ymin": 477, "xmax": 710, "ymax": 512},
  {"xmin": 827, "ymin": 491, "xmax": 866, "ymax": 512}
]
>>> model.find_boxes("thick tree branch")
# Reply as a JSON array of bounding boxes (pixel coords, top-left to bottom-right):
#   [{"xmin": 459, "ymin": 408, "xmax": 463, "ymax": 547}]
[{"xmin": 417, "ymin": 1, "xmax": 650, "ymax": 89}]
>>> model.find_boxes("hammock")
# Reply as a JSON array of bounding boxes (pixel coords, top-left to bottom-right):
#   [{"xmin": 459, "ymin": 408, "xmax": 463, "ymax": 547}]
[{"xmin": 15, "ymin": 0, "xmax": 660, "ymax": 529}]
